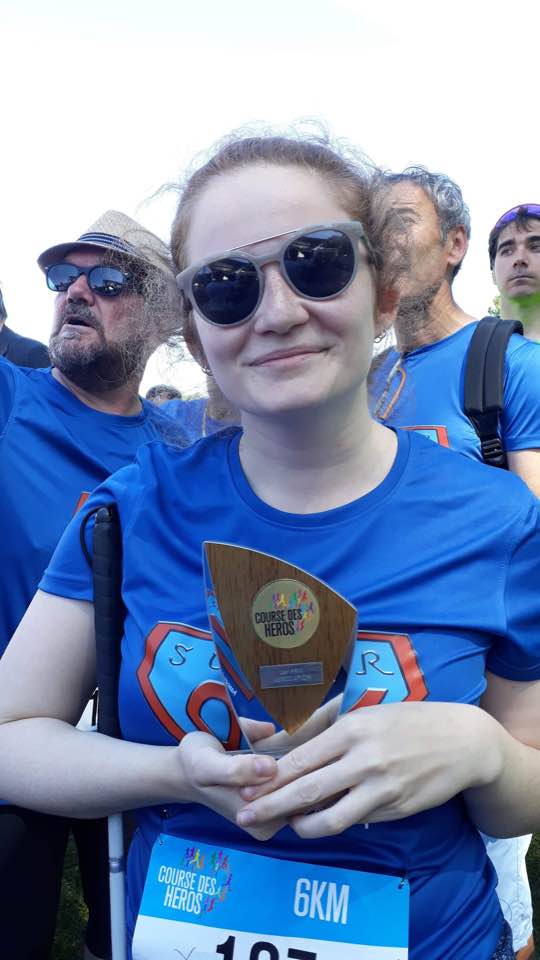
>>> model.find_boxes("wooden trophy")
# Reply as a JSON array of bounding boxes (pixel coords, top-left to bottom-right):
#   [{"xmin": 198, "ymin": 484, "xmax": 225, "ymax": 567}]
[{"xmin": 203, "ymin": 542, "xmax": 357, "ymax": 751}]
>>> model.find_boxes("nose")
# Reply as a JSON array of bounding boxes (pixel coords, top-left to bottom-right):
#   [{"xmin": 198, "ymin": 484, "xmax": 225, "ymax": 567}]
[
  {"xmin": 251, "ymin": 264, "xmax": 310, "ymax": 335},
  {"xmin": 513, "ymin": 246, "xmax": 529, "ymax": 267},
  {"xmin": 66, "ymin": 272, "xmax": 95, "ymax": 305}
]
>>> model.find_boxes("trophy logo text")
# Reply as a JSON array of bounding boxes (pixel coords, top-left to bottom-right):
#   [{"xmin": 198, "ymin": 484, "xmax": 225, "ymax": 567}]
[{"xmin": 251, "ymin": 578, "xmax": 320, "ymax": 649}]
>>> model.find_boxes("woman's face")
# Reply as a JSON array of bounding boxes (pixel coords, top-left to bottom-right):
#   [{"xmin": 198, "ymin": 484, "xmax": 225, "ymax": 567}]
[{"xmin": 185, "ymin": 163, "xmax": 385, "ymax": 422}]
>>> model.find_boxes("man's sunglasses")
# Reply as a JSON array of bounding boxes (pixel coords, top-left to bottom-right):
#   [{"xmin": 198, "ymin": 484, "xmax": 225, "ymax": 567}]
[
  {"xmin": 176, "ymin": 221, "xmax": 373, "ymax": 327},
  {"xmin": 493, "ymin": 204, "xmax": 540, "ymax": 232},
  {"xmin": 46, "ymin": 262, "xmax": 139, "ymax": 298}
]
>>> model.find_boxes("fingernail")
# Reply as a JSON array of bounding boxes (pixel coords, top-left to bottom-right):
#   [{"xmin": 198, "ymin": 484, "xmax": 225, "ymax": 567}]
[
  {"xmin": 254, "ymin": 757, "xmax": 275, "ymax": 776},
  {"xmin": 237, "ymin": 809, "xmax": 256, "ymax": 826}
]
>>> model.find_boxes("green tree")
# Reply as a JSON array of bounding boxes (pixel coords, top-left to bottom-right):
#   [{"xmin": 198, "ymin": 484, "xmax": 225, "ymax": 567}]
[{"xmin": 487, "ymin": 293, "xmax": 501, "ymax": 317}]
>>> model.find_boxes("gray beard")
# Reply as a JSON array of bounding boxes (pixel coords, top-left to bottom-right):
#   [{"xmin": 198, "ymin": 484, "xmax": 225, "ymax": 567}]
[
  {"xmin": 395, "ymin": 282, "xmax": 442, "ymax": 350},
  {"xmin": 49, "ymin": 304, "xmax": 147, "ymax": 393}
]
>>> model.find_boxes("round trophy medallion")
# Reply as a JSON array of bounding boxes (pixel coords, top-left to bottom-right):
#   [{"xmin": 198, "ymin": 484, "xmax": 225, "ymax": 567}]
[{"xmin": 251, "ymin": 578, "xmax": 320, "ymax": 649}]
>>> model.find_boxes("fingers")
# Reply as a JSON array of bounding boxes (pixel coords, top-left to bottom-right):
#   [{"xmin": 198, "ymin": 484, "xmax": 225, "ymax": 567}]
[
  {"xmin": 180, "ymin": 732, "xmax": 278, "ymax": 789},
  {"xmin": 199, "ymin": 750, "xmax": 277, "ymax": 788},
  {"xmin": 237, "ymin": 756, "xmax": 353, "ymax": 827},
  {"xmin": 250, "ymin": 697, "xmax": 343, "ymax": 755},
  {"xmin": 240, "ymin": 722, "xmax": 348, "ymax": 802},
  {"xmin": 242, "ymin": 815, "xmax": 289, "ymax": 841},
  {"xmin": 240, "ymin": 718, "xmax": 276, "ymax": 743},
  {"xmin": 290, "ymin": 790, "xmax": 366, "ymax": 838}
]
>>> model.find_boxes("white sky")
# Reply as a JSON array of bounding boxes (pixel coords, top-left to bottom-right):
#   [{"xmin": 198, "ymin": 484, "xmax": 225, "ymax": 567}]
[{"xmin": 1, "ymin": 0, "xmax": 539, "ymax": 396}]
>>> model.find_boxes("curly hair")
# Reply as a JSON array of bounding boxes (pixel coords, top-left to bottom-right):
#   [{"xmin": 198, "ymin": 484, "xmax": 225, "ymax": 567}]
[{"xmin": 380, "ymin": 165, "xmax": 471, "ymax": 279}]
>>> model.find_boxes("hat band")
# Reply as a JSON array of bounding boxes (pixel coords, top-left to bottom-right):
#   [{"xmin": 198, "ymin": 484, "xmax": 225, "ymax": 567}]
[{"xmin": 77, "ymin": 232, "xmax": 140, "ymax": 257}]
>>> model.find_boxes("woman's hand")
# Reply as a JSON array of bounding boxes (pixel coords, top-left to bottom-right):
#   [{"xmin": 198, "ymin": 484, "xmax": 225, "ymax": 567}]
[
  {"xmin": 236, "ymin": 702, "xmax": 504, "ymax": 838},
  {"xmin": 177, "ymin": 730, "xmax": 285, "ymax": 840},
  {"xmin": 242, "ymin": 696, "xmax": 342, "ymax": 756}
]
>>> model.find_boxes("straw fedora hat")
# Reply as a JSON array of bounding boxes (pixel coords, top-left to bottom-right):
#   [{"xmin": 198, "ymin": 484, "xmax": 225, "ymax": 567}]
[{"xmin": 37, "ymin": 210, "xmax": 173, "ymax": 279}]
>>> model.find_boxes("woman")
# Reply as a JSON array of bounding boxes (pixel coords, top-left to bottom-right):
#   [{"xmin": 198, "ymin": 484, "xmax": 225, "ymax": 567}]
[{"xmin": 0, "ymin": 133, "xmax": 539, "ymax": 960}]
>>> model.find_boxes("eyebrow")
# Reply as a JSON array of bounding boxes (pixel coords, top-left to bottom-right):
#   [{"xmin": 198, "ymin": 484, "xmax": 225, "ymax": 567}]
[
  {"xmin": 392, "ymin": 205, "xmax": 419, "ymax": 215},
  {"xmin": 498, "ymin": 234, "xmax": 540, "ymax": 253},
  {"xmin": 497, "ymin": 239, "xmax": 516, "ymax": 253}
]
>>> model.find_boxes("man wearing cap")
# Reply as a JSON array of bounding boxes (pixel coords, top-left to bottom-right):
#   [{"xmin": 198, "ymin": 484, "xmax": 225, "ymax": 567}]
[
  {"xmin": 0, "ymin": 283, "xmax": 49, "ymax": 367},
  {"xmin": 490, "ymin": 204, "xmax": 540, "ymax": 341},
  {"xmin": 0, "ymin": 211, "xmax": 187, "ymax": 960},
  {"xmin": 370, "ymin": 169, "xmax": 540, "ymax": 960}
]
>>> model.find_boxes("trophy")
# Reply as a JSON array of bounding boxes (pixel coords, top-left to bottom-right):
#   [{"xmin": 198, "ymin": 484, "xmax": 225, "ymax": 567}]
[{"xmin": 203, "ymin": 542, "xmax": 357, "ymax": 752}]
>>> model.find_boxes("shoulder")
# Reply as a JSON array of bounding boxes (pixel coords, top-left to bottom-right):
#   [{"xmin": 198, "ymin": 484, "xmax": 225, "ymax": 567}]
[
  {"xmin": 505, "ymin": 331, "xmax": 540, "ymax": 370},
  {"xmin": 122, "ymin": 426, "xmax": 239, "ymax": 486},
  {"xmin": 159, "ymin": 397, "xmax": 207, "ymax": 442},
  {"xmin": 0, "ymin": 357, "xmax": 54, "ymax": 392},
  {"xmin": 404, "ymin": 429, "xmax": 536, "ymax": 530},
  {"xmin": 140, "ymin": 399, "xmax": 191, "ymax": 447},
  {"xmin": 0, "ymin": 353, "xmax": 31, "ymax": 404},
  {"xmin": 502, "ymin": 333, "xmax": 540, "ymax": 415}
]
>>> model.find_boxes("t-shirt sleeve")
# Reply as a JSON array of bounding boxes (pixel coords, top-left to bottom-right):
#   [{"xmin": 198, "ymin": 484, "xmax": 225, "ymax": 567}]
[
  {"xmin": 39, "ymin": 458, "xmax": 143, "ymax": 601},
  {"xmin": 0, "ymin": 356, "xmax": 16, "ymax": 434},
  {"xmin": 502, "ymin": 338, "xmax": 540, "ymax": 451},
  {"xmin": 487, "ymin": 498, "xmax": 540, "ymax": 680}
]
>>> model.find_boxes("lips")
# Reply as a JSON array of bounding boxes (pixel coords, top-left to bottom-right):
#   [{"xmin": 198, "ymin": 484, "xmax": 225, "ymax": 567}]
[
  {"xmin": 61, "ymin": 313, "xmax": 95, "ymax": 329},
  {"xmin": 249, "ymin": 347, "xmax": 326, "ymax": 366}
]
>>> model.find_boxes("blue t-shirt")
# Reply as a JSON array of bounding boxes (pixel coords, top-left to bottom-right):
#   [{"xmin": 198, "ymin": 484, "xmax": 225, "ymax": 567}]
[
  {"xmin": 40, "ymin": 428, "xmax": 540, "ymax": 959},
  {"xmin": 369, "ymin": 323, "xmax": 540, "ymax": 458},
  {"xmin": 0, "ymin": 358, "xmax": 187, "ymax": 655},
  {"xmin": 162, "ymin": 397, "xmax": 237, "ymax": 443}
]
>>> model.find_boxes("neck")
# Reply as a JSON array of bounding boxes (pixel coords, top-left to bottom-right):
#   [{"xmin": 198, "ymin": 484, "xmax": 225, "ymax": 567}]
[
  {"xmin": 52, "ymin": 368, "xmax": 143, "ymax": 415},
  {"xmin": 500, "ymin": 294, "xmax": 540, "ymax": 340},
  {"xmin": 238, "ymin": 385, "xmax": 397, "ymax": 514},
  {"xmin": 394, "ymin": 280, "xmax": 474, "ymax": 353},
  {"xmin": 206, "ymin": 375, "xmax": 239, "ymax": 422}
]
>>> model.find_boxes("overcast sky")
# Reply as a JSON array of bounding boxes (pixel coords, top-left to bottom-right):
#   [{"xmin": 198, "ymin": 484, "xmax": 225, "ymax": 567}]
[{"xmin": 1, "ymin": 0, "xmax": 538, "ymax": 394}]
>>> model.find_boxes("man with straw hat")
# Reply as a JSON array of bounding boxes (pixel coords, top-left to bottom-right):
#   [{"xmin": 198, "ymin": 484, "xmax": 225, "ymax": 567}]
[{"xmin": 0, "ymin": 211, "xmax": 187, "ymax": 960}]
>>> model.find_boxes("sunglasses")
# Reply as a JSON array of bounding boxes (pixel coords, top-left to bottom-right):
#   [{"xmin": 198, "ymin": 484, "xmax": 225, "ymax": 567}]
[
  {"xmin": 46, "ymin": 262, "xmax": 139, "ymax": 298},
  {"xmin": 493, "ymin": 204, "xmax": 540, "ymax": 232},
  {"xmin": 176, "ymin": 221, "xmax": 373, "ymax": 327}
]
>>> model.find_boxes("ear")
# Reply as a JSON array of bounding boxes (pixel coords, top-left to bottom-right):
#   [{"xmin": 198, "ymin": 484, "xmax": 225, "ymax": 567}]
[
  {"xmin": 375, "ymin": 285, "xmax": 400, "ymax": 337},
  {"xmin": 446, "ymin": 225, "xmax": 469, "ymax": 272}
]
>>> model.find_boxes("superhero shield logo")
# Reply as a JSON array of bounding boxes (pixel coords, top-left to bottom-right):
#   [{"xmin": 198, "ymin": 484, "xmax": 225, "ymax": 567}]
[
  {"xmin": 137, "ymin": 622, "xmax": 243, "ymax": 750},
  {"xmin": 342, "ymin": 631, "xmax": 428, "ymax": 712},
  {"xmin": 138, "ymin": 623, "xmax": 428, "ymax": 743}
]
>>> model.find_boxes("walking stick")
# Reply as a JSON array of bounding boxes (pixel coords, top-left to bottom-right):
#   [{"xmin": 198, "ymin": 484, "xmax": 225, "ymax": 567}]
[{"xmin": 93, "ymin": 504, "xmax": 127, "ymax": 960}]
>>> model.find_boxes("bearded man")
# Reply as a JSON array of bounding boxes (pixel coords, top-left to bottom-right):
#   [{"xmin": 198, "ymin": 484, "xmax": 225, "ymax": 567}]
[{"xmin": 0, "ymin": 211, "xmax": 186, "ymax": 960}]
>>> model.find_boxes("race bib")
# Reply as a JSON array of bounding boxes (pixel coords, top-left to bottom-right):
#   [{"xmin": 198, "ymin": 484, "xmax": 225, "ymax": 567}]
[{"xmin": 132, "ymin": 834, "xmax": 409, "ymax": 960}]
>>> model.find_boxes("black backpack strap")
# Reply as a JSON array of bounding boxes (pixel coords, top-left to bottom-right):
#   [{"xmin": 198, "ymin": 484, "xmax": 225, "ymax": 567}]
[{"xmin": 463, "ymin": 317, "xmax": 523, "ymax": 468}]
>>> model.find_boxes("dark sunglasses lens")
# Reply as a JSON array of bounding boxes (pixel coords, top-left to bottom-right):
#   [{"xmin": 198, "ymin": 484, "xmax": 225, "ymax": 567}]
[
  {"xmin": 192, "ymin": 257, "xmax": 259, "ymax": 325},
  {"xmin": 46, "ymin": 264, "xmax": 81, "ymax": 292},
  {"xmin": 89, "ymin": 267, "xmax": 129, "ymax": 297},
  {"xmin": 284, "ymin": 229, "xmax": 355, "ymax": 298}
]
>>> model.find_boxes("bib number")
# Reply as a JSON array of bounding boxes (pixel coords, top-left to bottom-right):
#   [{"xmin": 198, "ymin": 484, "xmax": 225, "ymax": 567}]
[{"xmin": 132, "ymin": 835, "xmax": 409, "ymax": 960}]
